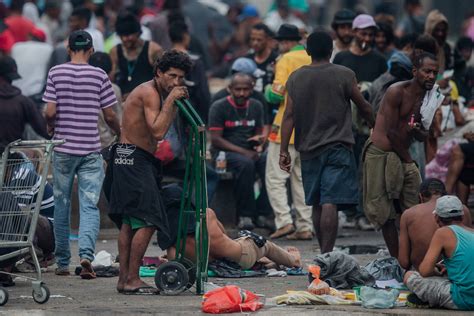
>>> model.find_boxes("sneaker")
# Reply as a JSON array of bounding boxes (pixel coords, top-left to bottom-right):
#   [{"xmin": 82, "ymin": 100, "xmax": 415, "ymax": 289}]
[
  {"xmin": 14, "ymin": 259, "xmax": 36, "ymax": 273},
  {"xmin": 254, "ymin": 216, "xmax": 276, "ymax": 230},
  {"xmin": 339, "ymin": 213, "xmax": 356, "ymax": 229},
  {"xmin": 238, "ymin": 217, "xmax": 255, "ymax": 230},
  {"xmin": 55, "ymin": 266, "xmax": 70, "ymax": 276},
  {"xmin": 356, "ymin": 217, "xmax": 375, "ymax": 231},
  {"xmin": 406, "ymin": 293, "xmax": 429, "ymax": 308},
  {"xmin": 254, "ymin": 216, "xmax": 266, "ymax": 228}
]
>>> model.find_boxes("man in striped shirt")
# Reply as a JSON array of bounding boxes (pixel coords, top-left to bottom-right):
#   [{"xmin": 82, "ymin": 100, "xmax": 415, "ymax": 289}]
[{"xmin": 43, "ymin": 30, "xmax": 121, "ymax": 279}]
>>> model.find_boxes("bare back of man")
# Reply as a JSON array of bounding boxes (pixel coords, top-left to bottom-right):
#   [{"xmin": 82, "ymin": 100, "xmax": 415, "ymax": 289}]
[{"xmin": 401, "ymin": 202, "xmax": 471, "ymax": 270}]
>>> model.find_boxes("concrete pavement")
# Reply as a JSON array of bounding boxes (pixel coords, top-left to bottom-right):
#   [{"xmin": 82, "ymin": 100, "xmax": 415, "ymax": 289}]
[{"xmin": 0, "ymin": 228, "xmax": 472, "ymax": 315}]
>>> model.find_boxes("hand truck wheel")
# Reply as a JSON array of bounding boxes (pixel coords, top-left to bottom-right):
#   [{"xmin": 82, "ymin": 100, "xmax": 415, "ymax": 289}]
[
  {"xmin": 0, "ymin": 288, "xmax": 8, "ymax": 306},
  {"xmin": 181, "ymin": 258, "xmax": 196, "ymax": 289},
  {"xmin": 154, "ymin": 261, "xmax": 189, "ymax": 295},
  {"xmin": 32, "ymin": 284, "xmax": 50, "ymax": 304}
]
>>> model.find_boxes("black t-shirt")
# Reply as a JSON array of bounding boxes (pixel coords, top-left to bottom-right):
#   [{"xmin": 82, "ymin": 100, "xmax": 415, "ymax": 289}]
[
  {"xmin": 246, "ymin": 49, "xmax": 279, "ymax": 92},
  {"xmin": 208, "ymin": 96, "xmax": 263, "ymax": 151},
  {"xmin": 211, "ymin": 88, "xmax": 271, "ymax": 125},
  {"xmin": 333, "ymin": 50, "xmax": 387, "ymax": 83}
]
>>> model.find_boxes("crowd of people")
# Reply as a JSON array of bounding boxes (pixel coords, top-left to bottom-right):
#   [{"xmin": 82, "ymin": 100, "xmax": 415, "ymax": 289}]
[{"xmin": 0, "ymin": 0, "xmax": 474, "ymax": 310}]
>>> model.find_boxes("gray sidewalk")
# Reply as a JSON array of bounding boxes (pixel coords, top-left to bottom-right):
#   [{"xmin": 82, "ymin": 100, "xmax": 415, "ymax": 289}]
[{"xmin": 0, "ymin": 228, "xmax": 472, "ymax": 315}]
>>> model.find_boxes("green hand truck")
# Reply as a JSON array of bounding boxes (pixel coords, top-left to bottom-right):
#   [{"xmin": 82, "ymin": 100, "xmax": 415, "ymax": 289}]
[{"xmin": 154, "ymin": 99, "xmax": 209, "ymax": 295}]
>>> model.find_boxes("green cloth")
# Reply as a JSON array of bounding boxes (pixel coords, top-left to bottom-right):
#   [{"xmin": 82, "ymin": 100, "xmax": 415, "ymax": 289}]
[
  {"xmin": 289, "ymin": 44, "xmax": 305, "ymax": 52},
  {"xmin": 139, "ymin": 266, "xmax": 157, "ymax": 277},
  {"xmin": 122, "ymin": 215, "xmax": 152, "ymax": 230},
  {"xmin": 265, "ymin": 84, "xmax": 283, "ymax": 104},
  {"xmin": 268, "ymin": 0, "xmax": 309, "ymax": 13}
]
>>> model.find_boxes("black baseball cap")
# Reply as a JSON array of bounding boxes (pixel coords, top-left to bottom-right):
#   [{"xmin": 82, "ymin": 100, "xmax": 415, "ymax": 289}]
[
  {"xmin": 332, "ymin": 9, "xmax": 356, "ymax": 28},
  {"xmin": 0, "ymin": 56, "xmax": 21, "ymax": 81},
  {"xmin": 68, "ymin": 30, "xmax": 93, "ymax": 51}
]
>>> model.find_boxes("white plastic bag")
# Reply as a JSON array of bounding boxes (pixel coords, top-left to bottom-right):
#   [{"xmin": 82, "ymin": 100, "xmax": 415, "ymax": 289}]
[{"xmin": 359, "ymin": 286, "xmax": 399, "ymax": 309}]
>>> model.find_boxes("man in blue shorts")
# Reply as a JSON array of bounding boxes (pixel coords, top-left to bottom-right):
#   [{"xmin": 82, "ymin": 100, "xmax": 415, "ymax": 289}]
[{"xmin": 279, "ymin": 30, "xmax": 374, "ymax": 253}]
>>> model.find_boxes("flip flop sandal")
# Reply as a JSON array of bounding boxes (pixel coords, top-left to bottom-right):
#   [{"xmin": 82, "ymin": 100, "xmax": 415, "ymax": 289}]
[
  {"xmin": 80, "ymin": 259, "xmax": 97, "ymax": 279},
  {"xmin": 80, "ymin": 269, "xmax": 97, "ymax": 279},
  {"xmin": 122, "ymin": 286, "xmax": 160, "ymax": 295}
]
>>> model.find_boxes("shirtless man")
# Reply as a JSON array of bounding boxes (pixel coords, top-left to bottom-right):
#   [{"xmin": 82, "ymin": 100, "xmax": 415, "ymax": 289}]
[
  {"xmin": 364, "ymin": 52, "xmax": 439, "ymax": 257},
  {"xmin": 398, "ymin": 178, "xmax": 471, "ymax": 271},
  {"xmin": 167, "ymin": 208, "xmax": 301, "ymax": 270},
  {"xmin": 107, "ymin": 50, "xmax": 192, "ymax": 295},
  {"xmin": 404, "ymin": 195, "xmax": 474, "ymax": 310}
]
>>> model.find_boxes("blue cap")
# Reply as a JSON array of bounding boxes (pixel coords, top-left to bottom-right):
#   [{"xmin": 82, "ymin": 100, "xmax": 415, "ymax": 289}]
[
  {"xmin": 238, "ymin": 4, "xmax": 259, "ymax": 21},
  {"xmin": 389, "ymin": 51, "xmax": 412, "ymax": 72},
  {"xmin": 231, "ymin": 57, "xmax": 257, "ymax": 76}
]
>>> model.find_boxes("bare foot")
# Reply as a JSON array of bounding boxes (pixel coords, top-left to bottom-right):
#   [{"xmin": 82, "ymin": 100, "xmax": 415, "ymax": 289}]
[
  {"xmin": 123, "ymin": 279, "xmax": 157, "ymax": 293},
  {"xmin": 117, "ymin": 278, "xmax": 125, "ymax": 293},
  {"xmin": 286, "ymin": 246, "xmax": 302, "ymax": 267}
]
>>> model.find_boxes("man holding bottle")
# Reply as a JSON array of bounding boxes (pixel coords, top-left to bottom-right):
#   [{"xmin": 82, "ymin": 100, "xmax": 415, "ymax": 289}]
[{"xmin": 208, "ymin": 72, "xmax": 270, "ymax": 230}]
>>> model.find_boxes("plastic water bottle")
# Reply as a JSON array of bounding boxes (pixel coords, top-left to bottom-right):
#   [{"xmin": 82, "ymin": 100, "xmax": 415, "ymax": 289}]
[{"xmin": 215, "ymin": 151, "xmax": 227, "ymax": 174}]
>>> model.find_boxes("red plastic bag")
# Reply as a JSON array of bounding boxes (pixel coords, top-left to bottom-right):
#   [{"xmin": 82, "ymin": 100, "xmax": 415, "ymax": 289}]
[
  {"xmin": 154, "ymin": 140, "xmax": 175, "ymax": 165},
  {"xmin": 201, "ymin": 285, "xmax": 263, "ymax": 314}
]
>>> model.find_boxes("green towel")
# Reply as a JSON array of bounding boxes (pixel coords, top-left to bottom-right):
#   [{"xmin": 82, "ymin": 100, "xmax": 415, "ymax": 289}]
[{"xmin": 139, "ymin": 266, "xmax": 157, "ymax": 277}]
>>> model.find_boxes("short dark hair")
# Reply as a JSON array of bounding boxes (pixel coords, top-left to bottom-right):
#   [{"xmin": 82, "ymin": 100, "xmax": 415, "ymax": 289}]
[
  {"xmin": 439, "ymin": 215, "xmax": 463, "ymax": 225},
  {"xmin": 306, "ymin": 30, "xmax": 333, "ymax": 59},
  {"xmin": 229, "ymin": 72, "xmax": 253, "ymax": 86},
  {"xmin": 153, "ymin": 50, "xmax": 192, "ymax": 75},
  {"xmin": 397, "ymin": 33, "xmax": 419, "ymax": 50},
  {"xmin": 115, "ymin": 11, "xmax": 141, "ymax": 36},
  {"xmin": 71, "ymin": 6, "xmax": 92, "ymax": 24},
  {"xmin": 252, "ymin": 23, "xmax": 274, "ymax": 37},
  {"xmin": 405, "ymin": 0, "xmax": 421, "ymax": 7},
  {"xmin": 456, "ymin": 36, "xmax": 473, "ymax": 51},
  {"xmin": 414, "ymin": 34, "xmax": 438, "ymax": 55},
  {"xmin": 376, "ymin": 22, "xmax": 395, "ymax": 45},
  {"xmin": 419, "ymin": 178, "xmax": 447, "ymax": 198},
  {"xmin": 169, "ymin": 21, "xmax": 188, "ymax": 44},
  {"xmin": 89, "ymin": 52, "xmax": 112, "ymax": 74},
  {"xmin": 413, "ymin": 52, "xmax": 437, "ymax": 68},
  {"xmin": 9, "ymin": 0, "xmax": 25, "ymax": 12}
]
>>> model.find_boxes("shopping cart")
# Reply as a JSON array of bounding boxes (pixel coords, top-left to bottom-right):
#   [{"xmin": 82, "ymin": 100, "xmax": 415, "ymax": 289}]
[{"xmin": 0, "ymin": 139, "xmax": 64, "ymax": 306}]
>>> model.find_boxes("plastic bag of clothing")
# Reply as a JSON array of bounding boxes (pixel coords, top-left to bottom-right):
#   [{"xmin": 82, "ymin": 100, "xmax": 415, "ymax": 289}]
[
  {"xmin": 359, "ymin": 286, "xmax": 399, "ymax": 309},
  {"xmin": 201, "ymin": 285, "xmax": 263, "ymax": 314},
  {"xmin": 208, "ymin": 259, "xmax": 266, "ymax": 278},
  {"xmin": 364, "ymin": 257, "xmax": 404, "ymax": 282},
  {"xmin": 310, "ymin": 252, "xmax": 375, "ymax": 289}
]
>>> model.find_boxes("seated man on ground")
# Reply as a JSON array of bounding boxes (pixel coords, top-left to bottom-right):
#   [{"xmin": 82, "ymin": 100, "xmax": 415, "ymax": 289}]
[
  {"xmin": 404, "ymin": 195, "xmax": 474, "ymax": 310},
  {"xmin": 399, "ymin": 178, "xmax": 471, "ymax": 271},
  {"xmin": 166, "ymin": 208, "xmax": 301, "ymax": 270}
]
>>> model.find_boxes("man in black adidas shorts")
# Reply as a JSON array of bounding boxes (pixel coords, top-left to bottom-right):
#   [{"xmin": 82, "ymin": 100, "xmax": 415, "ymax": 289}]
[{"xmin": 106, "ymin": 50, "xmax": 192, "ymax": 295}]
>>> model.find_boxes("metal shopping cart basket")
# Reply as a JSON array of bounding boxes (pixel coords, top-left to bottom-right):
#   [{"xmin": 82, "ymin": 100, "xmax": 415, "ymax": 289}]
[{"xmin": 0, "ymin": 140, "xmax": 64, "ymax": 306}]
